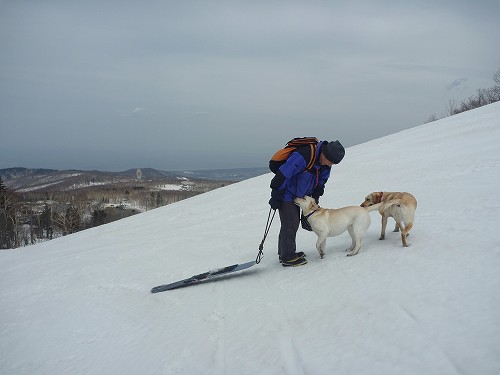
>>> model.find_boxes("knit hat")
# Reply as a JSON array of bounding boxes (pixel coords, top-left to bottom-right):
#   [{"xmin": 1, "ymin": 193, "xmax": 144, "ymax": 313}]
[{"xmin": 323, "ymin": 140, "xmax": 345, "ymax": 164}]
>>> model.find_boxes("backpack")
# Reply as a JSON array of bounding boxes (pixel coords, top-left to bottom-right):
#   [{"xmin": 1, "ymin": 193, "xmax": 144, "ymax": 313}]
[{"xmin": 269, "ymin": 137, "xmax": 318, "ymax": 173}]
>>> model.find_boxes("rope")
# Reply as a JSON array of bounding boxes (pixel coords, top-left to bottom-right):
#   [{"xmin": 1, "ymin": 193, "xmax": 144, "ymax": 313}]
[{"xmin": 256, "ymin": 208, "xmax": 276, "ymax": 264}]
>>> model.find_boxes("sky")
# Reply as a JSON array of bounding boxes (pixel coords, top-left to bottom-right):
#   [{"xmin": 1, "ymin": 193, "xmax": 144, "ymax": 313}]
[
  {"xmin": 1, "ymin": 103, "xmax": 499, "ymax": 374},
  {"xmin": 1, "ymin": 0, "xmax": 499, "ymax": 171}
]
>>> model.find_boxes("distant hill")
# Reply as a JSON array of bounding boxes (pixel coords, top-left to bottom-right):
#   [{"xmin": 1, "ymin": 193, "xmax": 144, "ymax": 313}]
[
  {"xmin": 169, "ymin": 167, "xmax": 269, "ymax": 181},
  {"xmin": 0, "ymin": 167, "xmax": 58, "ymax": 180},
  {"xmin": 0, "ymin": 167, "xmax": 268, "ymax": 192}
]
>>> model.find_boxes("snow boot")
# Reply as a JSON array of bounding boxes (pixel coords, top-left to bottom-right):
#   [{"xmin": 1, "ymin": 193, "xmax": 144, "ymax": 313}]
[{"xmin": 282, "ymin": 255, "xmax": 308, "ymax": 267}]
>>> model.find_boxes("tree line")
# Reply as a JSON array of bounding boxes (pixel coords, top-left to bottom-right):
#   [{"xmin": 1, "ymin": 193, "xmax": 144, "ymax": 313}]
[
  {"xmin": 0, "ymin": 178, "xmax": 227, "ymax": 249},
  {"xmin": 427, "ymin": 68, "xmax": 500, "ymax": 123}
]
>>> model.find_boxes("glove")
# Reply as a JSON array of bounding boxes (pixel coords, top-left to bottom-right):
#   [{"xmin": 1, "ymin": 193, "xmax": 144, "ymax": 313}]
[
  {"xmin": 312, "ymin": 185, "xmax": 324, "ymax": 204},
  {"xmin": 269, "ymin": 197, "xmax": 281, "ymax": 210},
  {"xmin": 269, "ymin": 188, "xmax": 284, "ymax": 210}
]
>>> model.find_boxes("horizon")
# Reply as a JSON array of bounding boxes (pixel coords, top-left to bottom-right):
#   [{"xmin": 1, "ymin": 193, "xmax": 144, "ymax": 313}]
[{"xmin": 0, "ymin": 165, "xmax": 268, "ymax": 172}]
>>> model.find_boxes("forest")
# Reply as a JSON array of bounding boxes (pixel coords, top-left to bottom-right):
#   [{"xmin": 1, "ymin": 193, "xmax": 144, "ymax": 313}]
[{"xmin": 0, "ymin": 174, "xmax": 231, "ymax": 249}]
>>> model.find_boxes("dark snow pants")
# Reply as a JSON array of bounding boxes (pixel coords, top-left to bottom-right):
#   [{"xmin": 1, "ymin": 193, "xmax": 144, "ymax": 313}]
[{"xmin": 277, "ymin": 201, "xmax": 301, "ymax": 261}]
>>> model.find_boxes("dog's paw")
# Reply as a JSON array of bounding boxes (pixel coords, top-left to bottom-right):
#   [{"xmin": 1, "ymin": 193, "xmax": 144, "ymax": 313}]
[
  {"xmin": 347, "ymin": 248, "xmax": 360, "ymax": 256},
  {"xmin": 379, "ymin": 235, "xmax": 385, "ymax": 240}
]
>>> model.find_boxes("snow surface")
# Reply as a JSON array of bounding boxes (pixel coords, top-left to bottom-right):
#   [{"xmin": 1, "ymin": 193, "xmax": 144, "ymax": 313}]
[
  {"xmin": 157, "ymin": 183, "xmax": 187, "ymax": 191},
  {"xmin": 1, "ymin": 103, "xmax": 500, "ymax": 375}
]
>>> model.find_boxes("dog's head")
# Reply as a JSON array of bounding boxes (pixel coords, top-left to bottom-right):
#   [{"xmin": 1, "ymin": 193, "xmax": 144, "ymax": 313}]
[
  {"xmin": 360, "ymin": 192, "xmax": 383, "ymax": 207},
  {"xmin": 294, "ymin": 196, "xmax": 319, "ymax": 214}
]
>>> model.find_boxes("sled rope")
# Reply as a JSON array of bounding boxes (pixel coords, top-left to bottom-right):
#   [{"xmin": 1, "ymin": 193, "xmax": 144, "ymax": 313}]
[{"xmin": 256, "ymin": 208, "xmax": 276, "ymax": 264}]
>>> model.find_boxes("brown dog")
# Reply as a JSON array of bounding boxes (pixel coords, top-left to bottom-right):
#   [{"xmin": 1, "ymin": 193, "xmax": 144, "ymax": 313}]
[{"xmin": 360, "ymin": 192, "xmax": 417, "ymax": 247}]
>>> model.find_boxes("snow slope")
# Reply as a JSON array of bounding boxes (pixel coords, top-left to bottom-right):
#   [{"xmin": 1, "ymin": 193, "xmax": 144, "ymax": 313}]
[{"xmin": 1, "ymin": 103, "xmax": 500, "ymax": 375}]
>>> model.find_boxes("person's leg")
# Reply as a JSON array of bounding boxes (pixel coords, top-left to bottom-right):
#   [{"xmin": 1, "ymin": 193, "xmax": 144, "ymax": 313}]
[{"xmin": 278, "ymin": 201, "xmax": 300, "ymax": 261}]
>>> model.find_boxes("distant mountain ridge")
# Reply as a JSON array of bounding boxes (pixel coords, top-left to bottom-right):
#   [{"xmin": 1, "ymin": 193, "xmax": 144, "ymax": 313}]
[
  {"xmin": 0, "ymin": 167, "xmax": 59, "ymax": 180},
  {"xmin": 170, "ymin": 167, "xmax": 269, "ymax": 181},
  {"xmin": 0, "ymin": 167, "xmax": 268, "ymax": 192}
]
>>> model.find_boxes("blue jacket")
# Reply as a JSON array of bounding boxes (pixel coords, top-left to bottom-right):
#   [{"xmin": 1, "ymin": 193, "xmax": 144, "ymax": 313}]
[{"xmin": 270, "ymin": 141, "xmax": 331, "ymax": 202}]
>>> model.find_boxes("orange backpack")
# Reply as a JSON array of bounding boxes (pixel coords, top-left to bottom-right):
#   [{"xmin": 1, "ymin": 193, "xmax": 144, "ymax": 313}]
[{"xmin": 269, "ymin": 137, "xmax": 318, "ymax": 173}]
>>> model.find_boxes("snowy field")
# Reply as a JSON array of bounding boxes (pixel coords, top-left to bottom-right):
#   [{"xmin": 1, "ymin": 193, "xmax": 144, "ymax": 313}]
[{"xmin": 1, "ymin": 103, "xmax": 500, "ymax": 375}]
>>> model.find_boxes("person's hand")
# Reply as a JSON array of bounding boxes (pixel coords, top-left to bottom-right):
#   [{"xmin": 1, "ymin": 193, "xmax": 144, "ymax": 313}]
[
  {"xmin": 268, "ymin": 197, "xmax": 281, "ymax": 210},
  {"xmin": 312, "ymin": 186, "xmax": 324, "ymax": 204}
]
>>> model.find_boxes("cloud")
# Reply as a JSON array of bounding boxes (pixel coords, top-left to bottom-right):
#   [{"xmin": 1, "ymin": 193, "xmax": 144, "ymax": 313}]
[
  {"xmin": 447, "ymin": 78, "xmax": 468, "ymax": 91},
  {"xmin": 121, "ymin": 107, "xmax": 145, "ymax": 117}
]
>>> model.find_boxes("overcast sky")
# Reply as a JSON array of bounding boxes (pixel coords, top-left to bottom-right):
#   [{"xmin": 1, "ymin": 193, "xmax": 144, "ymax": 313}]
[{"xmin": 1, "ymin": 1, "xmax": 499, "ymax": 171}]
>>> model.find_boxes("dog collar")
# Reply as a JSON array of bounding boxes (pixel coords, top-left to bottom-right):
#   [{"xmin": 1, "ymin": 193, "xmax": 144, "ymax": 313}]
[
  {"xmin": 377, "ymin": 192, "xmax": 384, "ymax": 203},
  {"xmin": 304, "ymin": 210, "xmax": 317, "ymax": 219}
]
